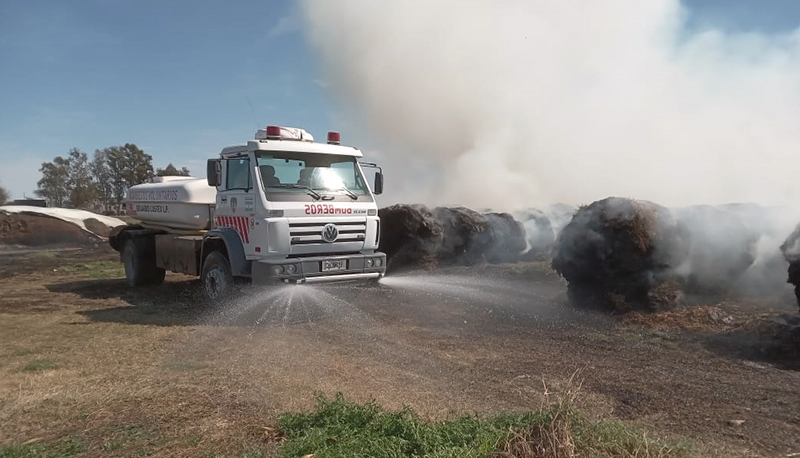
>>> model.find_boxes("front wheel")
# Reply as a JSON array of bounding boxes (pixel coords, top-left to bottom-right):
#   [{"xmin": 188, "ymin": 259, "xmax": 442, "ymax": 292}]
[{"xmin": 201, "ymin": 251, "xmax": 234, "ymax": 302}]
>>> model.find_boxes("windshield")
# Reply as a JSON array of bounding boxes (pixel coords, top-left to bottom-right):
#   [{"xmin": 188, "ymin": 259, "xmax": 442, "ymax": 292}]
[{"xmin": 256, "ymin": 151, "xmax": 371, "ymax": 201}]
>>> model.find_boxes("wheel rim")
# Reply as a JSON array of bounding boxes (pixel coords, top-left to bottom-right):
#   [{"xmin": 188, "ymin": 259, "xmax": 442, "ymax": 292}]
[{"xmin": 204, "ymin": 267, "xmax": 227, "ymax": 300}]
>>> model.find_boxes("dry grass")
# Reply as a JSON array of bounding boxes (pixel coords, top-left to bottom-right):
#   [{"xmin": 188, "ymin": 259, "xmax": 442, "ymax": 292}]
[{"xmin": 622, "ymin": 305, "xmax": 745, "ymax": 333}]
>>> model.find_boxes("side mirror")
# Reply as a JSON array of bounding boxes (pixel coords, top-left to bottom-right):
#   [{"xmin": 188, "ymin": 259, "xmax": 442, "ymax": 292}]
[
  {"xmin": 207, "ymin": 159, "xmax": 221, "ymax": 187},
  {"xmin": 373, "ymin": 172, "xmax": 384, "ymax": 195}
]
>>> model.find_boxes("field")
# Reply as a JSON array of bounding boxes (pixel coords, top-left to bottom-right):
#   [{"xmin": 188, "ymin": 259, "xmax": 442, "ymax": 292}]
[{"xmin": 1, "ymin": 245, "xmax": 800, "ymax": 457}]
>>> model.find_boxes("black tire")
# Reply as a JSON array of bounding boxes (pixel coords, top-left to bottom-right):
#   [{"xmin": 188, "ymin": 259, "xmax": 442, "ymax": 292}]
[
  {"xmin": 122, "ymin": 238, "xmax": 166, "ymax": 287},
  {"xmin": 201, "ymin": 251, "xmax": 234, "ymax": 302}
]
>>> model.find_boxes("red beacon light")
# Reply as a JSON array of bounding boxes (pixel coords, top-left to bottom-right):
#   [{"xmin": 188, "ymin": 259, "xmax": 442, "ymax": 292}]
[
  {"xmin": 327, "ymin": 131, "xmax": 341, "ymax": 145},
  {"xmin": 265, "ymin": 125, "xmax": 282, "ymax": 139}
]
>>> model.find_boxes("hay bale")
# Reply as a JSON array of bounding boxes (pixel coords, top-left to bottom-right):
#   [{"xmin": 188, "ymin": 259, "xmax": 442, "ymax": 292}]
[
  {"xmin": 483, "ymin": 212, "xmax": 526, "ymax": 263},
  {"xmin": 514, "ymin": 209, "xmax": 555, "ymax": 261},
  {"xmin": 378, "ymin": 204, "xmax": 443, "ymax": 272},
  {"xmin": 552, "ymin": 197, "xmax": 688, "ymax": 312},
  {"xmin": 672, "ymin": 205, "xmax": 758, "ymax": 294},
  {"xmin": 781, "ymin": 223, "xmax": 800, "ymax": 310},
  {"xmin": 0, "ymin": 211, "xmax": 100, "ymax": 246},
  {"xmin": 433, "ymin": 206, "xmax": 493, "ymax": 265}
]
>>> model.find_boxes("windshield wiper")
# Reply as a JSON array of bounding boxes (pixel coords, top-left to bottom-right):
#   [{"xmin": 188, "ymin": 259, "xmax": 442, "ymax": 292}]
[
  {"xmin": 317, "ymin": 186, "xmax": 358, "ymax": 200},
  {"xmin": 269, "ymin": 183, "xmax": 321, "ymax": 200}
]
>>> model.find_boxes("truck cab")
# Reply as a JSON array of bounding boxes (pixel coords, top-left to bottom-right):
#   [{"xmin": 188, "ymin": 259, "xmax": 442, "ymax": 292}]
[{"xmin": 110, "ymin": 126, "xmax": 386, "ymax": 301}]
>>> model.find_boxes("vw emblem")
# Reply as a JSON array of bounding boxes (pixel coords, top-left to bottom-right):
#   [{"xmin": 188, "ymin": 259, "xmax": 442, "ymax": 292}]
[{"xmin": 322, "ymin": 223, "xmax": 339, "ymax": 243}]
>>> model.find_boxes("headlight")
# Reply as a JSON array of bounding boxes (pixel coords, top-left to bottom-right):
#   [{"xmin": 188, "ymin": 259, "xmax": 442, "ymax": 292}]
[
  {"xmin": 374, "ymin": 258, "xmax": 383, "ymax": 267},
  {"xmin": 273, "ymin": 265, "xmax": 285, "ymax": 275},
  {"xmin": 286, "ymin": 264, "xmax": 297, "ymax": 274},
  {"xmin": 365, "ymin": 258, "xmax": 374, "ymax": 267}
]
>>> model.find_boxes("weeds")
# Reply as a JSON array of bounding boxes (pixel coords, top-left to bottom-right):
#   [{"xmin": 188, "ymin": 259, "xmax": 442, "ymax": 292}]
[
  {"xmin": 22, "ymin": 359, "xmax": 56, "ymax": 373},
  {"xmin": 0, "ymin": 436, "xmax": 85, "ymax": 458},
  {"xmin": 276, "ymin": 393, "xmax": 693, "ymax": 458},
  {"xmin": 57, "ymin": 261, "xmax": 124, "ymax": 279}
]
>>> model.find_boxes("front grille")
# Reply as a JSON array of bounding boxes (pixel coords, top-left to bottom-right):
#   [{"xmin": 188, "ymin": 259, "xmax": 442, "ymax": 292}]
[{"xmin": 289, "ymin": 219, "xmax": 367, "ymax": 245}]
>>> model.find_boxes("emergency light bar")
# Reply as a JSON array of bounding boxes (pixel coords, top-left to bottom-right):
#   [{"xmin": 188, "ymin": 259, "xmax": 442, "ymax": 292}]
[
  {"xmin": 255, "ymin": 125, "xmax": 315, "ymax": 142},
  {"xmin": 327, "ymin": 131, "xmax": 341, "ymax": 145}
]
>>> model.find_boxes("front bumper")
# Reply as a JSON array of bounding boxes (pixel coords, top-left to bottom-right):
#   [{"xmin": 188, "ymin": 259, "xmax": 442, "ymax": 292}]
[{"xmin": 251, "ymin": 252, "xmax": 386, "ymax": 285}]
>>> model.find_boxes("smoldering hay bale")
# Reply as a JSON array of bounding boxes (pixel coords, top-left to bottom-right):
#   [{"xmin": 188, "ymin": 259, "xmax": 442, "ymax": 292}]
[
  {"xmin": 552, "ymin": 197, "xmax": 689, "ymax": 312},
  {"xmin": 781, "ymin": 223, "xmax": 800, "ymax": 311},
  {"xmin": 671, "ymin": 205, "xmax": 758, "ymax": 294},
  {"xmin": 378, "ymin": 204, "xmax": 443, "ymax": 272},
  {"xmin": 433, "ymin": 206, "xmax": 494, "ymax": 265},
  {"xmin": 483, "ymin": 212, "xmax": 526, "ymax": 263}
]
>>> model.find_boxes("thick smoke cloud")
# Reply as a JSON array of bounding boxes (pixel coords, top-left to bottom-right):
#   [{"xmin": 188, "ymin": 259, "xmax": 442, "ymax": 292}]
[{"xmin": 302, "ymin": 0, "xmax": 800, "ymax": 210}]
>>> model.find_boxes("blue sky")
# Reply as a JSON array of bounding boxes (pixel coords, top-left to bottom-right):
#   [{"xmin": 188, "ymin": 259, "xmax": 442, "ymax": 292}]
[{"xmin": 0, "ymin": 0, "xmax": 798, "ymax": 199}]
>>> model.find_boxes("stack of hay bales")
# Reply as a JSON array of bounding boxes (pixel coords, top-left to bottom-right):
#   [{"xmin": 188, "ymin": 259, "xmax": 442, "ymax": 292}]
[
  {"xmin": 781, "ymin": 224, "xmax": 800, "ymax": 311},
  {"xmin": 378, "ymin": 204, "xmax": 443, "ymax": 272},
  {"xmin": 671, "ymin": 205, "xmax": 758, "ymax": 294},
  {"xmin": 379, "ymin": 205, "xmax": 529, "ymax": 272},
  {"xmin": 432, "ymin": 207, "xmax": 494, "ymax": 265},
  {"xmin": 483, "ymin": 212, "xmax": 527, "ymax": 263},
  {"xmin": 552, "ymin": 197, "xmax": 688, "ymax": 312}
]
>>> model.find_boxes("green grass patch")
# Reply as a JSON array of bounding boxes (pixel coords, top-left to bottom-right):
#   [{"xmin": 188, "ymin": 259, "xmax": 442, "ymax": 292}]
[
  {"xmin": 29, "ymin": 251, "xmax": 58, "ymax": 261},
  {"xmin": 277, "ymin": 394, "xmax": 694, "ymax": 458},
  {"xmin": 58, "ymin": 260, "xmax": 124, "ymax": 279},
  {"xmin": 22, "ymin": 359, "xmax": 56, "ymax": 373},
  {"xmin": 11, "ymin": 348, "xmax": 35, "ymax": 357},
  {"xmin": 0, "ymin": 436, "xmax": 85, "ymax": 458}
]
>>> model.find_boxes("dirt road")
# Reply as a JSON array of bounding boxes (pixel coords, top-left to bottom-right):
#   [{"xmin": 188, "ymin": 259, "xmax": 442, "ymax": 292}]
[{"xmin": 1, "ymin": 246, "xmax": 800, "ymax": 457}]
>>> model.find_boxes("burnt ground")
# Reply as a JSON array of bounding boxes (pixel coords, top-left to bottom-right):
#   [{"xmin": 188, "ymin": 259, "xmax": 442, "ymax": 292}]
[{"xmin": 1, "ymin": 246, "xmax": 800, "ymax": 457}]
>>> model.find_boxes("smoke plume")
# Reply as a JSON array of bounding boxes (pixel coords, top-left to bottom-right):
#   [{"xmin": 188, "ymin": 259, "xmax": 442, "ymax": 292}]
[{"xmin": 302, "ymin": 0, "xmax": 800, "ymax": 210}]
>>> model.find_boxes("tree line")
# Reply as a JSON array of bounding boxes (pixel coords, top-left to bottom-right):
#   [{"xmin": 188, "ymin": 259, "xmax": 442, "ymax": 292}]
[{"xmin": 34, "ymin": 144, "xmax": 191, "ymax": 213}]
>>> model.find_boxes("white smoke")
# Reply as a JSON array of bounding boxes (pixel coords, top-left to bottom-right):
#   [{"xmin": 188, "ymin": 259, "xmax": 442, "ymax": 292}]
[{"xmin": 302, "ymin": 0, "xmax": 800, "ymax": 211}]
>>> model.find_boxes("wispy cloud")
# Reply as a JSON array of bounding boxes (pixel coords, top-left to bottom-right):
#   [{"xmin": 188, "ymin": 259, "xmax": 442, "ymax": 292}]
[{"xmin": 269, "ymin": 14, "xmax": 301, "ymax": 37}]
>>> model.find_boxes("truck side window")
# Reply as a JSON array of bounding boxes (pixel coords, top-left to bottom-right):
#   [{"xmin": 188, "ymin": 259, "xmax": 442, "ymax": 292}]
[{"xmin": 226, "ymin": 158, "xmax": 251, "ymax": 190}]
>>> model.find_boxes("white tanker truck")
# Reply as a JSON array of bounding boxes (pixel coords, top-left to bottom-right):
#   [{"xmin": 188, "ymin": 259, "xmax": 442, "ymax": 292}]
[{"xmin": 109, "ymin": 126, "xmax": 386, "ymax": 300}]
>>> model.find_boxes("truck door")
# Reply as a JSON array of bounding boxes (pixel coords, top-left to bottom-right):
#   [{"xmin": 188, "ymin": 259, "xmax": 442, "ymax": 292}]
[{"xmin": 216, "ymin": 156, "xmax": 254, "ymax": 254}]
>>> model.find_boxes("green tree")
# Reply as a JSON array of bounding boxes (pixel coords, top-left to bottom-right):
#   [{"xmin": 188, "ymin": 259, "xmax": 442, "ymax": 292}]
[
  {"xmin": 35, "ymin": 156, "xmax": 70, "ymax": 207},
  {"xmin": 98, "ymin": 143, "xmax": 154, "ymax": 212},
  {"xmin": 0, "ymin": 182, "xmax": 8, "ymax": 206},
  {"xmin": 66, "ymin": 148, "xmax": 96, "ymax": 208},
  {"xmin": 156, "ymin": 163, "xmax": 191, "ymax": 177},
  {"xmin": 91, "ymin": 149, "xmax": 113, "ymax": 213}
]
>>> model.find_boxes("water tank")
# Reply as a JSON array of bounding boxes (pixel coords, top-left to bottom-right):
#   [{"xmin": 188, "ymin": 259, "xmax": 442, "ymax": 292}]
[{"xmin": 126, "ymin": 177, "xmax": 216, "ymax": 230}]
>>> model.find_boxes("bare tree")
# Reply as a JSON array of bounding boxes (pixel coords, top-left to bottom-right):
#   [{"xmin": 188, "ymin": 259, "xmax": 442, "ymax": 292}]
[{"xmin": 0, "ymin": 182, "xmax": 8, "ymax": 206}]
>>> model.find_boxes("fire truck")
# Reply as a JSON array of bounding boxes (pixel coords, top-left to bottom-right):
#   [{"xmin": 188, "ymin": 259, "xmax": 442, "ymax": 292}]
[{"xmin": 109, "ymin": 126, "xmax": 386, "ymax": 300}]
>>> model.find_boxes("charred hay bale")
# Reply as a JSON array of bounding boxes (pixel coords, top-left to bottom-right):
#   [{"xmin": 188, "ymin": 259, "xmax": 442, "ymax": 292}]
[
  {"xmin": 483, "ymin": 212, "xmax": 526, "ymax": 263},
  {"xmin": 672, "ymin": 205, "xmax": 758, "ymax": 294},
  {"xmin": 552, "ymin": 197, "xmax": 688, "ymax": 312},
  {"xmin": 514, "ymin": 209, "xmax": 555, "ymax": 261},
  {"xmin": 781, "ymin": 223, "xmax": 800, "ymax": 310},
  {"xmin": 433, "ymin": 206, "xmax": 493, "ymax": 265},
  {"xmin": 378, "ymin": 204, "xmax": 443, "ymax": 272}
]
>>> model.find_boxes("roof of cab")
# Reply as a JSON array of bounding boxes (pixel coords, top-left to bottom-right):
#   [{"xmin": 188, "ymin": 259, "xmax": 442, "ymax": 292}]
[{"xmin": 221, "ymin": 140, "xmax": 363, "ymax": 158}]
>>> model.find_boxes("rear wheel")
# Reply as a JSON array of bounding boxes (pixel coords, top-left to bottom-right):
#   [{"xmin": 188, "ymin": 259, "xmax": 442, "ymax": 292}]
[
  {"xmin": 121, "ymin": 238, "xmax": 165, "ymax": 287},
  {"xmin": 201, "ymin": 251, "xmax": 234, "ymax": 301}
]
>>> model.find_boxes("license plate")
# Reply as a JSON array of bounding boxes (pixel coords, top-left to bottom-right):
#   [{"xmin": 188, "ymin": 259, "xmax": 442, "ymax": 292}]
[{"xmin": 322, "ymin": 259, "xmax": 346, "ymax": 272}]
